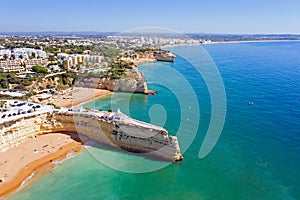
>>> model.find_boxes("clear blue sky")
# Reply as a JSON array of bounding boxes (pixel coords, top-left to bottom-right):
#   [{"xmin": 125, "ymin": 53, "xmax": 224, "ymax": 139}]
[{"xmin": 0, "ymin": 0, "xmax": 299, "ymax": 34}]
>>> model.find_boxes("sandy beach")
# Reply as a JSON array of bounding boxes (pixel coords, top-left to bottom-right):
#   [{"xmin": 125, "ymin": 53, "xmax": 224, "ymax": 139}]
[
  {"xmin": 40, "ymin": 87, "xmax": 112, "ymax": 108},
  {"xmin": 0, "ymin": 133, "xmax": 83, "ymax": 197},
  {"xmin": 70, "ymin": 88, "xmax": 112, "ymax": 107},
  {"xmin": 0, "ymin": 87, "xmax": 110, "ymax": 197}
]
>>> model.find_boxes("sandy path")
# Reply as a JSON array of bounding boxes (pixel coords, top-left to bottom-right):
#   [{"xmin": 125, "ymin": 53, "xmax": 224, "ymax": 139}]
[{"xmin": 0, "ymin": 133, "xmax": 83, "ymax": 197}]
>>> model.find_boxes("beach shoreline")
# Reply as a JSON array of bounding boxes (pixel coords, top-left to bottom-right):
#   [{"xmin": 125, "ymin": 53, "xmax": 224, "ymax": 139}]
[
  {"xmin": 67, "ymin": 88, "xmax": 112, "ymax": 108},
  {"xmin": 1, "ymin": 87, "xmax": 111, "ymax": 198},
  {"xmin": 1, "ymin": 54, "xmax": 167, "ymax": 198},
  {"xmin": 0, "ymin": 133, "xmax": 83, "ymax": 198},
  {"xmin": 39, "ymin": 87, "xmax": 112, "ymax": 108}
]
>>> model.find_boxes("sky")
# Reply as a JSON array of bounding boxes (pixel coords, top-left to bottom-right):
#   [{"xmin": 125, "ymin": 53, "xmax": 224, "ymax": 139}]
[{"xmin": 0, "ymin": 0, "xmax": 300, "ymax": 34}]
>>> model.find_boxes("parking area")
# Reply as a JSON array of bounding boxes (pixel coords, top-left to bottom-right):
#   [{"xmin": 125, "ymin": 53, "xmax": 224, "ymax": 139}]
[{"xmin": 0, "ymin": 100, "xmax": 53, "ymax": 123}]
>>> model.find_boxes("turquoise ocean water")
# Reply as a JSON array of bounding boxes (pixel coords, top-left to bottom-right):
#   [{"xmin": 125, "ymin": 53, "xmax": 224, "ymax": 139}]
[{"xmin": 9, "ymin": 42, "xmax": 300, "ymax": 199}]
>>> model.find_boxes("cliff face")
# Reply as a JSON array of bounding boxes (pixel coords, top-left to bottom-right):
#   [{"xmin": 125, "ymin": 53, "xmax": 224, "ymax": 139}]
[
  {"xmin": 135, "ymin": 51, "xmax": 156, "ymax": 60},
  {"xmin": 0, "ymin": 111, "xmax": 183, "ymax": 162},
  {"xmin": 75, "ymin": 77, "xmax": 147, "ymax": 93},
  {"xmin": 131, "ymin": 50, "xmax": 176, "ymax": 63},
  {"xmin": 0, "ymin": 114, "xmax": 49, "ymax": 151},
  {"xmin": 75, "ymin": 64, "xmax": 147, "ymax": 93}
]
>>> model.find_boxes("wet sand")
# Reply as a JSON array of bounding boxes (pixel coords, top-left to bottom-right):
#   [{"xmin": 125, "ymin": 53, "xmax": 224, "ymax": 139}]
[{"xmin": 0, "ymin": 133, "xmax": 83, "ymax": 197}]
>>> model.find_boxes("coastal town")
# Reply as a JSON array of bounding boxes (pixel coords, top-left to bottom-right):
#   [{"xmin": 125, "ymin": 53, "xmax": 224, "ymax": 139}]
[
  {"xmin": 1, "ymin": 0, "xmax": 300, "ymax": 198},
  {"xmin": 1, "ymin": 32, "xmax": 300, "ymax": 198},
  {"xmin": 0, "ymin": 33, "xmax": 188, "ymax": 107}
]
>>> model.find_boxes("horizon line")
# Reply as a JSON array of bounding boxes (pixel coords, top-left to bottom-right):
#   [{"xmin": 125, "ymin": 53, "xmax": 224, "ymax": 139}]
[{"xmin": 0, "ymin": 31, "xmax": 300, "ymax": 36}]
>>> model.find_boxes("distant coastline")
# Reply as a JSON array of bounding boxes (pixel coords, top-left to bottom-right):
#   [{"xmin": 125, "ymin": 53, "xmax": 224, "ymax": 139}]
[
  {"xmin": 161, "ymin": 39, "xmax": 300, "ymax": 49},
  {"xmin": 207, "ymin": 39, "xmax": 300, "ymax": 45}
]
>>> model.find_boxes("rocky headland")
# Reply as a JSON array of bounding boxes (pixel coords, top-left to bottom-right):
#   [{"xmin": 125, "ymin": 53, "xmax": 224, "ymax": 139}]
[{"xmin": 75, "ymin": 60, "xmax": 152, "ymax": 94}]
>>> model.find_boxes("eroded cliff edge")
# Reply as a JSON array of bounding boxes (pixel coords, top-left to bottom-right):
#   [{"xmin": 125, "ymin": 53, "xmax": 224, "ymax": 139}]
[
  {"xmin": 0, "ymin": 109, "xmax": 183, "ymax": 162},
  {"xmin": 75, "ymin": 61, "xmax": 149, "ymax": 94}
]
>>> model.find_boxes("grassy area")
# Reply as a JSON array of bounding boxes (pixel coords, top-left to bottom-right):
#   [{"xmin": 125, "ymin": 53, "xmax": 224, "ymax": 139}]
[
  {"xmin": 0, "ymin": 71, "xmax": 77, "ymax": 91},
  {"xmin": 0, "ymin": 72, "xmax": 36, "ymax": 89}
]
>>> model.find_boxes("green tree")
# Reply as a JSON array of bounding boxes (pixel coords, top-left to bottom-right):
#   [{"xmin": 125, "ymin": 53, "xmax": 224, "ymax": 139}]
[
  {"xmin": 31, "ymin": 65, "xmax": 48, "ymax": 74},
  {"xmin": 23, "ymin": 80, "xmax": 33, "ymax": 86},
  {"xmin": 30, "ymin": 52, "xmax": 36, "ymax": 59},
  {"xmin": 48, "ymin": 55, "xmax": 56, "ymax": 61}
]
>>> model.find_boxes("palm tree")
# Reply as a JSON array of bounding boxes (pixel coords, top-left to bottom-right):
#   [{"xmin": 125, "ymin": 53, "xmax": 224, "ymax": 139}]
[
  {"xmin": 3, "ymin": 54, "xmax": 8, "ymax": 60},
  {"xmin": 10, "ymin": 54, "xmax": 16, "ymax": 60},
  {"xmin": 22, "ymin": 62, "xmax": 27, "ymax": 71},
  {"xmin": 30, "ymin": 52, "xmax": 36, "ymax": 59}
]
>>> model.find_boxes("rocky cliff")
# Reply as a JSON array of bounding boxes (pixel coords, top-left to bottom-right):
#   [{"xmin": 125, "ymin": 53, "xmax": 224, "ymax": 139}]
[
  {"xmin": 75, "ymin": 63, "xmax": 148, "ymax": 93},
  {"xmin": 0, "ymin": 110, "xmax": 183, "ymax": 162},
  {"xmin": 75, "ymin": 77, "xmax": 147, "ymax": 93}
]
